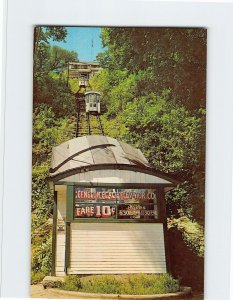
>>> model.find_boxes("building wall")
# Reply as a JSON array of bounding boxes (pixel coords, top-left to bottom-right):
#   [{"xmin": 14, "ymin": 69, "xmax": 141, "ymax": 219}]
[
  {"xmin": 68, "ymin": 62, "xmax": 102, "ymax": 78},
  {"xmin": 55, "ymin": 185, "xmax": 67, "ymax": 277}
]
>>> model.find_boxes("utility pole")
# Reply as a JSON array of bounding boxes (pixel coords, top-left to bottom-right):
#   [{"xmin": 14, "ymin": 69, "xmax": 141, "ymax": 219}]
[{"xmin": 91, "ymin": 38, "xmax": 94, "ymax": 61}]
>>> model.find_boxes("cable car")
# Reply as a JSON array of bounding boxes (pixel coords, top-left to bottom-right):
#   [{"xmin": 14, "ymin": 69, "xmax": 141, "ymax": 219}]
[
  {"xmin": 84, "ymin": 91, "xmax": 101, "ymax": 114},
  {"xmin": 79, "ymin": 74, "xmax": 89, "ymax": 88}
]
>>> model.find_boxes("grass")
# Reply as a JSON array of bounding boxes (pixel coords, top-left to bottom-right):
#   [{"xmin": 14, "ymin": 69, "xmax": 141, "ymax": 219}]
[{"xmin": 61, "ymin": 273, "xmax": 180, "ymax": 295}]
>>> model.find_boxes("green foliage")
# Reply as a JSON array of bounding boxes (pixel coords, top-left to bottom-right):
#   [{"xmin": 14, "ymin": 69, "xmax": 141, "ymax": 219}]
[
  {"xmin": 31, "ymin": 271, "xmax": 46, "ymax": 285},
  {"xmin": 168, "ymin": 217, "xmax": 204, "ymax": 257},
  {"xmin": 98, "ymin": 27, "xmax": 206, "ymax": 110},
  {"xmin": 33, "ymin": 26, "xmax": 77, "ymax": 115},
  {"xmin": 33, "ymin": 104, "xmax": 74, "ymax": 160},
  {"xmin": 167, "ymin": 221, "xmax": 204, "ymax": 290},
  {"xmin": 31, "ymin": 224, "xmax": 52, "ymax": 275},
  {"xmin": 63, "ymin": 275, "xmax": 82, "ymax": 291},
  {"xmin": 34, "ymin": 27, "xmax": 71, "ymax": 77},
  {"xmin": 62, "ymin": 274, "xmax": 180, "ymax": 295},
  {"xmin": 68, "ymin": 78, "xmax": 80, "ymax": 93},
  {"xmin": 166, "ymin": 183, "xmax": 205, "ymax": 222},
  {"xmin": 43, "ymin": 279, "xmax": 63, "ymax": 289},
  {"xmin": 31, "ymin": 163, "xmax": 52, "ymax": 227},
  {"xmin": 98, "ymin": 114, "xmax": 126, "ymax": 140},
  {"xmin": 34, "ymin": 26, "xmax": 67, "ymax": 48},
  {"xmin": 48, "ymin": 46, "xmax": 77, "ymax": 72},
  {"xmin": 121, "ymin": 92, "xmax": 202, "ymax": 174},
  {"xmin": 34, "ymin": 73, "xmax": 76, "ymax": 116},
  {"xmin": 166, "ymin": 185, "xmax": 192, "ymax": 218},
  {"xmin": 34, "ymin": 30, "xmax": 73, "ymax": 80},
  {"xmin": 90, "ymin": 69, "xmax": 137, "ymax": 117}
]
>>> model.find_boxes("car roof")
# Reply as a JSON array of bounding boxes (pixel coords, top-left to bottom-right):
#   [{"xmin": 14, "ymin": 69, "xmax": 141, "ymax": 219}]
[{"xmin": 84, "ymin": 91, "xmax": 100, "ymax": 95}]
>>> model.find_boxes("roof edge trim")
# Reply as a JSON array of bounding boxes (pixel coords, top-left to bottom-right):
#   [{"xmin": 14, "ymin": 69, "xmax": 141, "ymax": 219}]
[{"xmin": 48, "ymin": 164, "xmax": 179, "ymax": 186}]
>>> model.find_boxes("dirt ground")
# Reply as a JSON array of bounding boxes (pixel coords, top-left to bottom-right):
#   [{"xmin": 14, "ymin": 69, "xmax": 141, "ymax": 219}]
[{"xmin": 31, "ymin": 284, "xmax": 204, "ymax": 299}]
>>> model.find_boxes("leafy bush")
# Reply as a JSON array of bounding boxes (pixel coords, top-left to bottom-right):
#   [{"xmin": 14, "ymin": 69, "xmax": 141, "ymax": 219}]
[
  {"xmin": 31, "ymin": 223, "xmax": 52, "ymax": 275},
  {"xmin": 31, "ymin": 271, "xmax": 46, "ymax": 285},
  {"xmin": 63, "ymin": 275, "xmax": 82, "ymax": 291},
  {"xmin": 168, "ymin": 220, "xmax": 204, "ymax": 291},
  {"xmin": 168, "ymin": 216, "xmax": 204, "ymax": 257},
  {"xmin": 43, "ymin": 279, "xmax": 63, "ymax": 289},
  {"xmin": 61, "ymin": 274, "xmax": 180, "ymax": 295}
]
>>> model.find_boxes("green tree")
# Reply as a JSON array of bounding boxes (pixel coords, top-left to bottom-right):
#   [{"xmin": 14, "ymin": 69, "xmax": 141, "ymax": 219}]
[
  {"xmin": 33, "ymin": 75, "xmax": 76, "ymax": 116},
  {"xmin": 33, "ymin": 26, "xmax": 78, "ymax": 115},
  {"xmin": 34, "ymin": 26, "xmax": 67, "ymax": 55},
  {"xmin": 48, "ymin": 46, "xmax": 78, "ymax": 72},
  {"xmin": 98, "ymin": 28, "xmax": 206, "ymax": 111}
]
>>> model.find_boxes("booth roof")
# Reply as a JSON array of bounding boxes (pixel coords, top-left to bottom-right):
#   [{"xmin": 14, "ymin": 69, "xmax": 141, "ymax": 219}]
[{"xmin": 49, "ymin": 135, "xmax": 151, "ymax": 178}]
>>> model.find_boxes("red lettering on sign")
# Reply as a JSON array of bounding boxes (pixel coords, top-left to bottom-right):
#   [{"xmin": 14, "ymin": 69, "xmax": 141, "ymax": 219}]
[
  {"xmin": 102, "ymin": 206, "xmax": 111, "ymax": 218},
  {"xmin": 75, "ymin": 189, "xmax": 157, "ymax": 201},
  {"xmin": 76, "ymin": 207, "xmax": 81, "ymax": 216},
  {"xmin": 96, "ymin": 205, "xmax": 101, "ymax": 217}
]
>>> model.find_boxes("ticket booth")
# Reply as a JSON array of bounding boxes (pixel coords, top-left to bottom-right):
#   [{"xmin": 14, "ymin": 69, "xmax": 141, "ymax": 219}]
[{"xmin": 48, "ymin": 135, "xmax": 178, "ymax": 277}]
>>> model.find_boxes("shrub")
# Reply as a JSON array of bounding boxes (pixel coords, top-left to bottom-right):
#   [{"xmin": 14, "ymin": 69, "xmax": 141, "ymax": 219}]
[
  {"xmin": 62, "ymin": 275, "xmax": 82, "ymax": 291},
  {"xmin": 31, "ymin": 222, "xmax": 53, "ymax": 280},
  {"xmin": 31, "ymin": 271, "xmax": 46, "ymax": 285},
  {"xmin": 43, "ymin": 279, "xmax": 63, "ymax": 289},
  {"xmin": 61, "ymin": 273, "xmax": 180, "ymax": 295},
  {"xmin": 168, "ymin": 216, "xmax": 204, "ymax": 257}
]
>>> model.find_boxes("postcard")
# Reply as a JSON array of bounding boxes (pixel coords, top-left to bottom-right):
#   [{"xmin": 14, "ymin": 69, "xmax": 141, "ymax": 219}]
[{"xmin": 30, "ymin": 26, "xmax": 206, "ymax": 299}]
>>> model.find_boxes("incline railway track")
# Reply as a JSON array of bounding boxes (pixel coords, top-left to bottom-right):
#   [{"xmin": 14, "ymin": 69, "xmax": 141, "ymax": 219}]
[{"xmin": 73, "ymin": 93, "xmax": 105, "ymax": 137}]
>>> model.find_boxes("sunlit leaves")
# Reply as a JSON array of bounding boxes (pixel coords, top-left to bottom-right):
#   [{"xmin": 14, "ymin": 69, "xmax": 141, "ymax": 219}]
[{"xmin": 98, "ymin": 27, "xmax": 206, "ymax": 110}]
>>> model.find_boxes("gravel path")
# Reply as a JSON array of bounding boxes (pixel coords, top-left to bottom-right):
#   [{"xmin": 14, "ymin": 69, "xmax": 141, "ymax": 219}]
[{"xmin": 31, "ymin": 284, "xmax": 204, "ymax": 299}]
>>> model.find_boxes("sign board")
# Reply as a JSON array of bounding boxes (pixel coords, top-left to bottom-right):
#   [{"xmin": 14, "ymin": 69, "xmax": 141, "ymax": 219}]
[{"xmin": 74, "ymin": 187, "xmax": 158, "ymax": 221}]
